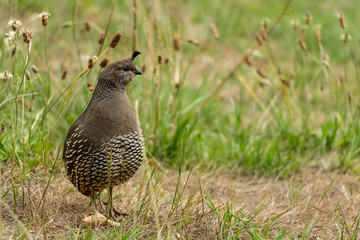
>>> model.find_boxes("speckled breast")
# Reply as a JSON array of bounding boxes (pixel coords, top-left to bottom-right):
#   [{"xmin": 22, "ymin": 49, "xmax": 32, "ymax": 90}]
[{"xmin": 64, "ymin": 131, "xmax": 144, "ymax": 196}]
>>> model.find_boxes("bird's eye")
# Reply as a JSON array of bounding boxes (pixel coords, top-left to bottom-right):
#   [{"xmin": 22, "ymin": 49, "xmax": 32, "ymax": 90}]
[{"xmin": 122, "ymin": 67, "xmax": 129, "ymax": 71}]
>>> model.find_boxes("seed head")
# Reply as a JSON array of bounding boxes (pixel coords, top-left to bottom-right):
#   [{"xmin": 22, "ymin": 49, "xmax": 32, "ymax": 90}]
[
  {"xmin": 299, "ymin": 39, "xmax": 307, "ymax": 51},
  {"xmin": 341, "ymin": 33, "xmax": 351, "ymax": 44},
  {"xmin": 290, "ymin": 19, "xmax": 299, "ymax": 30},
  {"xmin": 7, "ymin": 19, "xmax": 22, "ymax": 31},
  {"xmin": 256, "ymin": 69, "xmax": 267, "ymax": 78},
  {"xmin": 261, "ymin": 18, "xmax": 270, "ymax": 30},
  {"xmin": 337, "ymin": 12, "xmax": 346, "ymax": 29},
  {"xmin": 61, "ymin": 69, "xmax": 68, "ymax": 79},
  {"xmin": 84, "ymin": 21, "xmax": 91, "ymax": 31},
  {"xmin": 339, "ymin": 74, "xmax": 344, "ymax": 84},
  {"xmin": 255, "ymin": 34, "xmax": 263, "ymax": 46},
  {"xmin": 187, "ymin": 39, "xmax": 200, "ymax": 47},
  {"xmin": 19, "ymin": 28, "xmax": 32, "ymax": 43},
  {"xmin": 244, "ymin": 55, "xmax": 252, "ymax": 66},
  {"xmin": 260, "ymin": 26, "xmax": 267, "ymax": 41},
  {"xmin": 37, "ymin": 12, "xmax": 51, "ymax": 26},
  {"xmin": 99, "ymin": 57, "xmax": 109, "ymax": 68},
  {"xmin": 25, "ymin": 70, "xmax": 31, "ymax": 80},
  {"xmin": 98, "ymin": 32, "xmax": 105, "ymax": 44},
  {"xmin": 87, "ymin": 55, "xmax": 97, "ymax": 69},
  {"xmin": 305, "ymin": 12, "xmax": 312, "ymax": 25},
  {"xmin": 322, "ymin": 54, "xmax": 330, "ymax": 68},
  {"xmin": 31, "ymin": 65, "xmax": 39, "ymax": 74},
  {"xmin": 211, "ymin": 23, "xmax": 220, "ymax": 39},
  {"xmin": 314, "ymin": 26, "xmax": 321, "ymax": 41},
  {"xmin": 300, "ymin": 26, "xmax": 307, "ymax": 40},
  {"xmin": 87, "ymin": 82, "xmax": 94, "ymax": 91},
  {"xmin": 4, "ymin": 31, "xmax": 16, "ymax": 50},
  {"xmin": 141, "ymin": 64, "xmax": 146, "ymax": 74},
  {"xmin": 281, "ymin": 78, "xmax": 290, "ymax": 87},
  {"xmin": 0, "ymin": 70, "xmax": 13, "ymax": 81},
  {"xmin": 158, "ymin": 55, "xmax": 162, "ymax": 64},
  {"xmin": 109, "ymin": 31, "xmax": 121, "ymax": 48},
  {"xmin": 173, "ymin": 36, "xmax": 181, "ymax": 50}
]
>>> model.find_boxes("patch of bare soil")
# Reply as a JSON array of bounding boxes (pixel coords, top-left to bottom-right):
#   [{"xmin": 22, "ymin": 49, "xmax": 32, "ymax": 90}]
[{"xmin": 1, "ymin": 166, "xmax": 359, "ymax": 239}]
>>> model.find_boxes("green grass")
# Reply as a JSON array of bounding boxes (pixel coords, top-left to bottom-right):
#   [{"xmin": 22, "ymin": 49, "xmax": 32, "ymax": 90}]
[{"xmin": 1, "ymin": 0, "xmax": 360, "ymax": 238}]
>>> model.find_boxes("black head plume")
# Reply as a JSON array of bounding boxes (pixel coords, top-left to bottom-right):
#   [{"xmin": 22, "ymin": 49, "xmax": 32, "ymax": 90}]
[{"xmin": 131, "ymin": 51, "xmax": 141, "ymax": 60}]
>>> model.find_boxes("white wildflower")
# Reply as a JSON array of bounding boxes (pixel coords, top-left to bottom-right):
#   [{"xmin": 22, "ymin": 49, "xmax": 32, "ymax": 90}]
[
  {"xmin": 7, "ymin": 19, "xmax": 22, "ymax": 31},
  {"xmin": 37, "ymin": 12, "xmax": 51, "ymax": 26},
  {"xmin": 0, "ymin": 70, "xmax": 13, "ymax": 80},
  {"xmin": 37, "ymin": 12, "xmax": 51, "ymax": 19},
  {"xmin": 19, "ymin": 28, "xmax": 32, "ymax": 43},
  {"xmin": 87, "ymin": 55, "xmax": 98, "ymax": 61},
  {"xmin": 4, "ymin": 31, "xmax": 16, "ymax": 50}
]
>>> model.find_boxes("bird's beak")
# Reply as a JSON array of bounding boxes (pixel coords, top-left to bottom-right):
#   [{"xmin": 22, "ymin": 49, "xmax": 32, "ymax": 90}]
[{"xmin": 134, "ymin": 68, "xmax": 142, "ymax": 75}]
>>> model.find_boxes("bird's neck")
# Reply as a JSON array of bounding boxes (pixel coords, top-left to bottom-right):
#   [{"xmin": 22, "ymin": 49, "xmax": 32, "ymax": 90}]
[{"xmin": 90, "ymin": 80, "xmax": 126, "ymax": 103}]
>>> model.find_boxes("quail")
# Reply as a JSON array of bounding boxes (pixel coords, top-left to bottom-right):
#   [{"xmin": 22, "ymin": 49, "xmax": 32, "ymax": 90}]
[{"xmin": 63, "ymin": 51, "xmax": 144, "ymax": 217}]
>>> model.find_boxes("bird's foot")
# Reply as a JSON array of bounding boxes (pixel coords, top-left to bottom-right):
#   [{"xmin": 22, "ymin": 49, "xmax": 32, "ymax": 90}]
[{"xmin": 103, "ymin": 201, "xmax": 128, "ymax": 219}]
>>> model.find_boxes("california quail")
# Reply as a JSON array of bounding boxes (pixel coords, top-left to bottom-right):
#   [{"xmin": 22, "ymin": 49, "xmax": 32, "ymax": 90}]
[{"xmin": 63, "ymin": 51, "xmax": 144, "ymax": 217}]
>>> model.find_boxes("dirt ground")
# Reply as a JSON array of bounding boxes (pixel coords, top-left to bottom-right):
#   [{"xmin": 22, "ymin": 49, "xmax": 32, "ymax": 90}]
[{"xmin": 1, "ymin": 166, "xmax": 360, "ymax": 239}]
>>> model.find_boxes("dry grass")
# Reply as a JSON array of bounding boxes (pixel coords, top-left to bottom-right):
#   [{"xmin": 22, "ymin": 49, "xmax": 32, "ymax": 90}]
[{"xmin": 2, "ymin": 165, "xmax": 359, "ymax": 239}]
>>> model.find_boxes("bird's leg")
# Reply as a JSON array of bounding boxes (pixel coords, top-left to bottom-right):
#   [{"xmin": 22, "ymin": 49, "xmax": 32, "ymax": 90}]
[
  {"xmin": 92, "ymin": 192, "xmax": 97, "ymax": 213},
  {"xmin": 104, "ymin": 186, "xmax": 125, "ymax": 219}
]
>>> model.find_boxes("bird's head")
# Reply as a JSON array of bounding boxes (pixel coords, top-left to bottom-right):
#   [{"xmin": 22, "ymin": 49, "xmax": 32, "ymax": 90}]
[{"xmin": 98, "ymin": 51, "xmax": 142, "ymax": 91}]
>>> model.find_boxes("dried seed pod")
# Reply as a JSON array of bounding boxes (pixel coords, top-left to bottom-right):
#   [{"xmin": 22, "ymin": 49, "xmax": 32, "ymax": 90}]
[
  {"xmin": 341, "ymin": 33, "xmax": 351, "ymax": 44},
  {"xmin": 25, "ymin": 70, "xmax": 31, "ymax": 80},
  {"xmin": 7, "ymin": 19, "xmax": 22, "ymax": 31},
  {"xmin": 84, "ymin": 21, "xmax": 91, "ymax": 31},
  {"xmin": 305, "ymin": 12, "xmax": 312, "ymax": 25},
  {"xmin": 211, "ymin": 23, "xmax": 219, "ymax": 39},
  {"xmin": 300, "ymin": 26, "xmax": 306, "ymax": 40},
  {"xmin": 173, "ymin": 36, "xmax": 181, "ymax": 50},
  {"xmin": 31, "ymin": 65, "xmax": 39, "ymax": 73},
  {"xmin": 61, "ymin": 69, "xmax": 68, "ymax": 79},
  {"xmin": 187, "ymin": 39, "xmax": 200, "ymax": 47},
  {"xmin": 256, "ymin": 69, "xmax": 267, "ymax": 78},
  {"xmin": 262, "ymin": 18, "xmax": 269, "ymax": 30},
  {"xmin": 88, "ymin": 58, "xmax": 94, "ymax": 69},
  {"xmin": 158, "ymin": 55, "xmax": 162, "ymax": 64},
  {"xmin": 299, "ymin": 39, "xmax": 307, "ymax": 51},
  {"xmin": 259, "ymin": 81, "xmax": 268, "ymax": 88},
  {"xmin": 314, "ymin": 27, "xmax": 321, "ymax": 41},
  {"xmin": 289, "ymin": 70, "xmax": 295, "ymax": 79},
  {"xmin": 87, "ymin": 82, "xmax": 94, "ymax": 91},
  {"xmin": 61, "ymin": 21, "xmax": 72, "ymax": 28},
  {"xmin": 339, "ymin": 74, "xmax": 344, "ymax": 84},
  {"xmin": 109, "ymin": 31, "xmax": 121, "ymax": 48},
  {"xmin": 338, "ymin": 12, "xmax": 346, "ymax": 29},
  {"xmin": 290, "ymin": 19, "xmax": 299, "ymax": 30},
  {"xmin": 37, "ymin": 12, "xmax": 51, "ymax": 27},
  {"xmin": 98, "ymin": 32, "xmax": 105, "ymax": 44},
  {"xmin": 255, "ymin": 34, "xmax": 263, "ymax": 46},
  {"xmin": 244, "ymin": 55, "xmax": 252, "ymax": 66},
  {"xmin": 11, "ymin": 47, "xmax": 16, "ymax": 58},
  {"xmin": 260, "ymin": 26, "xmax": 267, "ymax": 41},
  {"xmin": 322, "ymin": 54, "xmax": 330, "ymax": 68},
  {"xmin": 99, "ymin": 57, "xmax": 109, "ymax": 68},
  {"xmin": 141, "ymin": 64, "xmax": 146, "ymax": 74},
  {"xmin": 20, "ymin": 28, "xmax": 32, "ymax": 43},
  {"xmin": 281, "ymin": 78, "xmax": 290, "ymax": 87}
]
